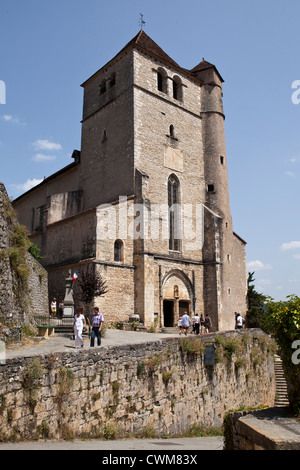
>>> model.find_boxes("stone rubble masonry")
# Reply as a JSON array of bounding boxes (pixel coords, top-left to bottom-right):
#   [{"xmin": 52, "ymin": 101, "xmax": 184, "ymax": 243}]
[
  {"xmin": 0, "ymin": 182, "xmax": 48, "ymax": 330},
  {"xmin": 0, "ymin": 329, "xmax": 275, "ymax": 441}
]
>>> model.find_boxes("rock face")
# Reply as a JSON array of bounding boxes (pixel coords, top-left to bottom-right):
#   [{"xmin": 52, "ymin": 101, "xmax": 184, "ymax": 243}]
[
  {"xmin": 0, "ymin": 182, "xmax": 20, "ymax": 320},
  {"xmin": 0, "ymin": 182, "xmax": 48, "ymax": 339}
]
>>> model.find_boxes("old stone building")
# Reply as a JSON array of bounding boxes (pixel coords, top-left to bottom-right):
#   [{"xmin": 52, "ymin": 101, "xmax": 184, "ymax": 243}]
[{"xmin": 13, "ymin": 30, "xmax": 247, "ymax": 330}]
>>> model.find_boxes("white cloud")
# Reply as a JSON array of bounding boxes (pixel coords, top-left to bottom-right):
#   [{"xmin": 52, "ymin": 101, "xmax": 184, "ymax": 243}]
[
  {"xmin": 1, "ymin": 114, "xmax": 26, "ymax": 125},
  {"xmin": 33, "ymin": 153, "xmax": 56, "ymax": 162},
  {"xmin": 293, "ymin": 254, "xmax": 300, "ymax": 260},
  {"xmin": 280, "ymin": 241, "xmax": 300, "ymax": 251},
  {"xmin": 13, "ymin": 178, "xmax": 43, "ymax": 192},
  {"xmin": 285, "ymin": 170, "xmax": 296, "ymax": 177},
  {"xmin": 33, "ymin": 139, "xmax": 62, "ymax": 151},
  {"xmin": 247, "ymin": 260, "xmax": 272, "ymax": 271},
  {"xmin": 257, "ymin": 279, "xmax": 272, "ymax": 285}
]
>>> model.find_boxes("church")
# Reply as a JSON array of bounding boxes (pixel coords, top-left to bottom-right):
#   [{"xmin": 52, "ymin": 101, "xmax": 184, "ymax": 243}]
[{"xmin": 13, "ymin": 30, "xmax": 247, "ymax": 331}]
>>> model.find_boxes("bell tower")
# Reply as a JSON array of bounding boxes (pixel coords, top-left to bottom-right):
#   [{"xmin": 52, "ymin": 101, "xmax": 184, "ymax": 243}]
[{"xmin": 193, "ymin": 60, "xmax": 238, "ymax": 329}]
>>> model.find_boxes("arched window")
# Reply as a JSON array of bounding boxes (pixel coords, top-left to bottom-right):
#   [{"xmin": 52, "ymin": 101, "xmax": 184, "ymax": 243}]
[
  {"xmin": 168, "ymin": 174, "xmax": 181, "ymax": 251},
  {"xmin": 157, "ymin": 67, "xmax": 168, "ymax": 94},
  {"xmin": 114, "ymin": 239, "xmax": 124, "ymax": 262},
  {"xmin": 157, "ymin": 71, "xmax": 163, "ymax": 91},
  {"xmin": 172, "ymin": 75, "xmax": 183, "ymax": 101},
  {"xmin": 169, "ymin": 125, "xmax": 175, "ymax": 138}
]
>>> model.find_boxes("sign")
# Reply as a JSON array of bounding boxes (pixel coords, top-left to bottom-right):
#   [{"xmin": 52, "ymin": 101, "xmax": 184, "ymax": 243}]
[{"xmin": 204, "ymin": 344, "xmax": 216, "ymax": 366}]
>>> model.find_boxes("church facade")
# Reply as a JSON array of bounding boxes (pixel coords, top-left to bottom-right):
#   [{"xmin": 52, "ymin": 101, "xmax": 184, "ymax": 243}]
[{"xmin": 13, "ymin": 31, "xmax": 247, "ymax": 331}]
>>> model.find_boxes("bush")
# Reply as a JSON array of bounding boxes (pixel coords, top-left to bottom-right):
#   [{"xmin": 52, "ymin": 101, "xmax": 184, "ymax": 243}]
[
  {"xmin": 264, "ymin": 295, "xmax": 300, "ymax": 415},
  {"xmin": 179, "ymin": 337, "xmax": 205, "ymax": 356}
]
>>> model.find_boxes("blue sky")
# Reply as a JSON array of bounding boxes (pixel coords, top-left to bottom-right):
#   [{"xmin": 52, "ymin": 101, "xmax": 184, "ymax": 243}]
[{"xmin": 1, "ymin": 0, "xmax": 300, "ymax": 301}]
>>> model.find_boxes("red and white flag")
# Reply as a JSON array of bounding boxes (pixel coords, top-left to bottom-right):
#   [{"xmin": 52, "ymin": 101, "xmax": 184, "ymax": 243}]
[{"xmin": 72, "ymin": 272, "xmax": 78, "ymax": 281}]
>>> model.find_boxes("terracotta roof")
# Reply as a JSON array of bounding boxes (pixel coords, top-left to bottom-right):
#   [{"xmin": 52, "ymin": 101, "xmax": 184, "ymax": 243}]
[
  {"xmin": 190, "ymin": 59, "xmax": 224, "ymax": 82},
  {"xmin": 81, "ymin": 30, "xmax": 223, "ymax": 86},
  {"xmin": 121, "ymin": 30, "xmax": 181, "ymax": 69}
]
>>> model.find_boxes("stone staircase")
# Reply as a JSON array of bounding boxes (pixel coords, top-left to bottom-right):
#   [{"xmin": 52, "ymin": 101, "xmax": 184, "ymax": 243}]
[
  {"xmin": 161, "ymin": 327, "xmax": 180, "ymax": 334},
  {"xmin": 274, "ymin": 355, "xmax": 289, "ymax": 407}
]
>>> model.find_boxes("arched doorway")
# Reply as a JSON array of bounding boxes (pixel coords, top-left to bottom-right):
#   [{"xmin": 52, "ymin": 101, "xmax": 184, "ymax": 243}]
[{"xmin": 161, "ymin": 270, "xmax": 193, "ymax": 327}]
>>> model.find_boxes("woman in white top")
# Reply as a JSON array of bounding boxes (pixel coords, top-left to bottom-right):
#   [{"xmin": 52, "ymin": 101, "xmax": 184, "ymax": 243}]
[{"xmin": 74, "ymin": 308, "xmax": 86, "ymax": 349}]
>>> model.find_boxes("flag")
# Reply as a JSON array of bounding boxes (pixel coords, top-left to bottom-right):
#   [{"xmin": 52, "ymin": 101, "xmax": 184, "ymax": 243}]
[{"xmin": 72, "ymin": 272, "xmax": 78, "ymax": 281}]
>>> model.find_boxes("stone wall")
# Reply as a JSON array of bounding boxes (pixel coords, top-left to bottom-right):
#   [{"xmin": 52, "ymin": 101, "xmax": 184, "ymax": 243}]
[
  {"xmin": 224, "ymin": 408, "xmax": 300, "ymax": 450},
  {"xmin": 0, "ymin": 329, "xmax": 276, "ymax": 441},
  {"xmin": 24, "ymin": 252, "xmax": 48, "ymax": 318},
  {"xmin": 0, "ymin": 183, "xmax": 48, "ymax": 337}
]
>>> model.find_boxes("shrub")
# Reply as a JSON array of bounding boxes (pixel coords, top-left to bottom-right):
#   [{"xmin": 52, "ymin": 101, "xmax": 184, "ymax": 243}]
[
  {"xmin": 22, "ymin": 359, "xmax": 45, "ymax": 412},
  {"xmin": 264, "ymin": 295, "xmax": 300, "ymax": 415},
  {"xmin": 179, "ymin": 337, "xmax": 205, "ymax": 356}
]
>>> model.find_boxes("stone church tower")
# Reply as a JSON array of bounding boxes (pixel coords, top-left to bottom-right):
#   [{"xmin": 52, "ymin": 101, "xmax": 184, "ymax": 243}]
[{"xmin": 13, "ymin": 31, "xmax": 247, "ymax": 331}]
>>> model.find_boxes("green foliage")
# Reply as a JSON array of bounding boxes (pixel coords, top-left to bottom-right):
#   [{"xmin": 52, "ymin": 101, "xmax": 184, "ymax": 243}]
[
  {"xmin": 55, "ymin": 367, "xmax": 75, "ymax": 410},
  {"xmin": 28, "ymin": 242, "xmax": 43, "ymax": 260},
  {"xmin": 246, "ymin": 272, "xmax": 267, "ymax": 328},
  {"xmin": 179, "ymin": 336, "xmax": 205, "ymax": 356},
  {"xmin": 264, "ymin": 295, "xmax": 300, "ymax": 415},
  {"xmin": 8, "ymin": 224, "xmax": 31, "ymax": 283},
  {"xmin": 22, "ymin": 359, "xmax": 45, "ymax": 412}
]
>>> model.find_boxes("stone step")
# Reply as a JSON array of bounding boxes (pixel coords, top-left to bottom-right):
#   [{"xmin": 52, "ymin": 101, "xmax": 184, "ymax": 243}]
[
  {"xmin": 274, "ymin": 355, "xmax": 289, "ymax": 407},
  {"xmin": 161, "ymin": 327, "xmax": 179, "ymax": 334}
]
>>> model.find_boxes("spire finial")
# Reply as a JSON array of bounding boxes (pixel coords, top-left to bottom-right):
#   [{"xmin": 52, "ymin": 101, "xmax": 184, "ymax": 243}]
[{"xmin": 139, "ymin": 13, "xmax": 146, "ymax": 30}]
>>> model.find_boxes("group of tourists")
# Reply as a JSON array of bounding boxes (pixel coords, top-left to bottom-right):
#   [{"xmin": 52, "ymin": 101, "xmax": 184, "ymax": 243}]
[
  {"xmin": 178, "ymin": 312, "xmax": 212, "ymax": 336},
  {"xmin": 73, "ymin": 307, "xmax": 104, "ymax": 349},
  {"xmin": 178, "ymin": 311, "xmax": 245, "ymax": 336},
  {"xmin": 58, "ymin": 303, "xmax": 245, "ymax": 349}
]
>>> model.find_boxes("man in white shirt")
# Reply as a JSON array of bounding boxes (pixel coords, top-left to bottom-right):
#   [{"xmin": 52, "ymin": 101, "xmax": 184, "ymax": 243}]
[
  {"xmin": 181, "ymin": 311, "xmax": 190, "ymax": 335},
  {"xmin": 235, "ymin": 312, "xmax": 244, "ymax": 329}
]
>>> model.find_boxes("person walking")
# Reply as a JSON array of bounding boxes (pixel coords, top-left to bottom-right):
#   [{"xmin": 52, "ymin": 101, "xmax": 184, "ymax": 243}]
[
  {"xmin": 200, "ymin": 314, "xmax": 205, "ymax": 334},
  {"xmin": 50, "ymin": 298, "xmax": 57, "ymax": 317},
  {"xmin": 58, "ymin": 300, "xmax": 64, "ymax": 319},
  {"xmin": 194, "ymin": 313, "xmax": 200, "ymax": 335},
  {"xmin": 74, "ymin": 308, "xmax": 86, "ymax": 349},
  {"xmin": 204, "ymin": 313, "xmax": 212, "ymax": 333},
  {"xmin": 90, "ymin": 307, "xmax": 104, "ymax": 347},
  {"xmin": 181, "ymin": 311, "xmax": 190, "ymax": 335},
  {"xmin": 178, "ymin": 316, "xmax": 183, "ymax": 335},
  {"xmin": 235, "ymin": 312, "xmax": 244, "ymax": 329}
]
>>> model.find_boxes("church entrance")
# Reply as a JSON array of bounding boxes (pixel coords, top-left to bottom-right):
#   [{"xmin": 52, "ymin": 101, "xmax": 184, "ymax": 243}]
[
  {"xmin": 161, "ymin": 270, "xmax": 193, "ymax": 328},
  {"xmin": 163, "ymin": 300, "xmax": 174, "ymax": 327}
]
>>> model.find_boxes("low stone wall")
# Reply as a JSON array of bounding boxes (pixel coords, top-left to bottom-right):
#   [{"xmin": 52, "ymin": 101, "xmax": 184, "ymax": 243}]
[
  {"xmin": 224, "ymin": 407, "xmax": 300, "ymax": 450},
  {"xmin": 0, "ymin": 329, "xmax": 276, "ymax": 441}
]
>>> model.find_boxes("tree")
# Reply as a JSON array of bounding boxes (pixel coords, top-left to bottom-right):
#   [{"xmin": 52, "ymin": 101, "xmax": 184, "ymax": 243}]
[
  {"xmin": 74, "ymin": 264, "xmax": 108, "ymax": 324},
  {"xmin": 246, "ymin": 272, "xmax": 267, "ymax": 329},
  {"xmin": 264, "ymin": 295, "xmax": 300, "ymax": 415}
]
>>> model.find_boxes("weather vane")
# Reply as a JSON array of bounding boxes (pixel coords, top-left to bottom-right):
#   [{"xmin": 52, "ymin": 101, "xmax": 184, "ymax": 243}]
[{"xmin": 139, "ymin": 13, "xmax": 146, "ymax": 30}]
